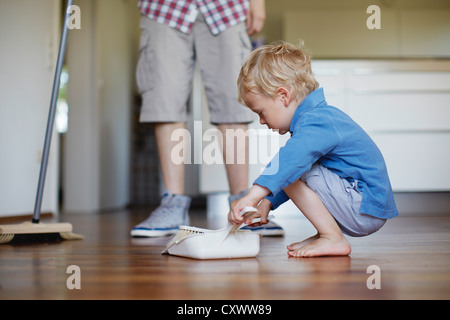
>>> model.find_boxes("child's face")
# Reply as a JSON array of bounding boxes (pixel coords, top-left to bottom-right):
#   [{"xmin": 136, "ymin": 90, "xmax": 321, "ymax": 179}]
[{"xmin": 242, "ymin": 89, "xmax": 296, "ymax": 135}]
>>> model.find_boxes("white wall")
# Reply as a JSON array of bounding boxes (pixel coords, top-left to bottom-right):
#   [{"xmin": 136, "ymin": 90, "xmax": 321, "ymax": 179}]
[
  {"xmin": 0, "ymin": 0, "xmax": 60, "ymax": 217},
  {"xmin": 64, "ymin": 0, "xmax": 140, "ymax": 213}
]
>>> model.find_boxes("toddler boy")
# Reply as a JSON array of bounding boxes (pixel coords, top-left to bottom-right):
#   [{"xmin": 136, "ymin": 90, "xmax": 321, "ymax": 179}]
[{"xmin": 228, "ymin": 42, "xmax": 398, "ymax": 257}]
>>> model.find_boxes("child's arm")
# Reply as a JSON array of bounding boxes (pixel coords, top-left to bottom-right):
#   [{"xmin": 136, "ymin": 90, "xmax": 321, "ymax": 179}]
[{"xmin": 228, "ymin": 184, "xmax": 271, "ymax": 225}]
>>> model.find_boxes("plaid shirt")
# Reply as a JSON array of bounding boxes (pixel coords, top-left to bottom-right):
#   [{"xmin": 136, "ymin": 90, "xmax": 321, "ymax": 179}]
[{"xmin": 138, "ymin": 0, "xmax": 249, "ymax": 35}]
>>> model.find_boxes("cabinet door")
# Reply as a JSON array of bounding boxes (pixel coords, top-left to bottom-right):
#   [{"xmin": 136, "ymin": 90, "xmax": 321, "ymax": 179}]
[{"xmin": 313, "ymin": 60, "xmax": 450, "ymax": 192}]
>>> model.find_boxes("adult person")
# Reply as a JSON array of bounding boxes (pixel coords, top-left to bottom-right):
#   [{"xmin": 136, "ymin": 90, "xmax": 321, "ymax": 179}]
[{"xmin": 131, "ymin": 0, "xmax": 283, "ymax": 237}]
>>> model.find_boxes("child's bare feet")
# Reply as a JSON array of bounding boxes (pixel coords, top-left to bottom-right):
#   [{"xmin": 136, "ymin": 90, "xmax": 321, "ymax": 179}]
[
  {"xmin": 287, "ymin": 234, "xmax": 319, "ymax": 251},
  {"xmin": 287, "ymin": 234, "xmax": 351, "ymax": 257}
]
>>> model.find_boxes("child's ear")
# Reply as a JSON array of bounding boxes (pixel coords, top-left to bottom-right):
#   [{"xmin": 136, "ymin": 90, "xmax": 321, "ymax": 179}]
[{"xmin": 276, "ymin": 87, "xmax": 291, "ymax": 107}]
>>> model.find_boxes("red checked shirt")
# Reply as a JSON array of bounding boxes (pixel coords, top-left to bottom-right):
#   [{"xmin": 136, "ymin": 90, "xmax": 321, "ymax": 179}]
[{"xmin": 138, "ymin": 0, "xmax": 249, "ymax": 35}]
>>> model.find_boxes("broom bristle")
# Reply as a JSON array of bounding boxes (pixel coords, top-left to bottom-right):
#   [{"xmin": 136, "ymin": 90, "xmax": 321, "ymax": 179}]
[
  {"xmin": 6, "ymin": 233, "xmax": 63, "ymax": 244},
  {"xmin": 0, "ymin": 232, "xmax": 84, "ymax": 244}
]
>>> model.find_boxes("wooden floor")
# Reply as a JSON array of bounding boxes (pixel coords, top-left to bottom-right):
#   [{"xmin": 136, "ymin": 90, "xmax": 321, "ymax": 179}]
[{"xmin": 1, "ymin": 208, "xmax": 450, "ymax": 300}]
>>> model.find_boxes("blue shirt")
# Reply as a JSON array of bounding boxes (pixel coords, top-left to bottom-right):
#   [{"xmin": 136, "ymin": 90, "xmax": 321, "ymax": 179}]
[{"xmin": 254, "ymin": 88, "xmax": 398, "ymax": 219}]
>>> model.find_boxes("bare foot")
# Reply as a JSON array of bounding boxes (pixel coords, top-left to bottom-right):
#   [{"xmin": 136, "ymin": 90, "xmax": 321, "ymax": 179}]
[
  {"xmin": 287, "ymin": 234, "xmax": 319, "ymax": 251},
  {"xmin": 287, "ymin": 234, "xmax": 351, "ymax": 257}
]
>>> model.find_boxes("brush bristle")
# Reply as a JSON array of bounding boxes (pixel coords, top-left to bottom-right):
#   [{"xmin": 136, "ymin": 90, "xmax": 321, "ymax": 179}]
[{"xmin": 165, "ymin": 227, "xmax": 204, "ymax": 249}]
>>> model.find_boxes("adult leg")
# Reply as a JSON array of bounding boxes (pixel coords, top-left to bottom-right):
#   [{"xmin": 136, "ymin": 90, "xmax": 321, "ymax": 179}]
[
  {"xmin": 217, "ymin": 123, "xmax": 249, "ymax": 195},
  {"xmin": 130, "ymin": 124, "xmax": 191, "ymax": 237},
  {"xmin": 132, "ymin": 16, "xmax": 194, "ymax": 237},
  {"xmin": 155, "ymin": 122, "xmax": 186, "ymax": 195},
  {"xmin": 193, "ymin": 17, "xmax": 252, "ymax": 196}
]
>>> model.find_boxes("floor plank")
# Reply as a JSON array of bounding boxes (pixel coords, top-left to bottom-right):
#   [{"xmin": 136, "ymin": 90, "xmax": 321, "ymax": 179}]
[{"xmin": 1, "ymin": 208, "xmax": 449, "ymax": 300}]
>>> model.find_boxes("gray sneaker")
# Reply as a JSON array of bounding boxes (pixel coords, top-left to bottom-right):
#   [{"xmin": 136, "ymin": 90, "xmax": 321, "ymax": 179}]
[
  {"xmin": 131, "ymin": 191, "xmax": 191, "ymax": 237},
  {"xmin": 229, "ymin": 189, "xmax": 285, "ymax": 237}
]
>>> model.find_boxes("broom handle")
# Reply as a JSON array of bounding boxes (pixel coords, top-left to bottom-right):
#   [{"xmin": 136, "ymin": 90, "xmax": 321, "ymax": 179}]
[{"xmin": 33, "ymin": 0, "xmax": 74, "ymax": 223}]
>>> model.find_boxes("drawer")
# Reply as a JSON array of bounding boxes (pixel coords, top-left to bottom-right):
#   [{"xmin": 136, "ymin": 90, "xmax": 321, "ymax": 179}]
[
  {"xmin": 372, "ymin": 132, "xmax": 450, "ymax": 192},
  {"xmin": 348, "ymin": 92, "xmax": 450, "ymax": 132},
  {"xmin": 348, "ymin": 72, "xmax": 450, "ymax": 92}
]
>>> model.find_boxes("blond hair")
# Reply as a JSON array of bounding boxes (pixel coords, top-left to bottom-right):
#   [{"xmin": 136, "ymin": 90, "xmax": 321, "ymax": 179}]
[{"xmin": 237, "ymin": 41, "xmax": 319, "ymax": 104}]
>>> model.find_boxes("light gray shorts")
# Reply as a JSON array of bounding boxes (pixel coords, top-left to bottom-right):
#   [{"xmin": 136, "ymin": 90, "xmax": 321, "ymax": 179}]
[
  {"xmin": 136, "ymin": 14, "xmax": 255, "ymax": 124},
  {"xmin": 300, "ymin": 163, "xmax": 386, "ymax": 237}
]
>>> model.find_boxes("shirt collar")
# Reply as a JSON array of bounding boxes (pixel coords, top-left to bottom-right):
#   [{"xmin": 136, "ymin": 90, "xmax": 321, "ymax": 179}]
[{"xmin": 289, "ymin": 88, "xmax": 327, "ymax": 132}]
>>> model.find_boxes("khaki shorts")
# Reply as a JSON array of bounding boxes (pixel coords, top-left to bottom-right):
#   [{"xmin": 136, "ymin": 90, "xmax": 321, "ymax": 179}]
[
  {"xmin": 136, "ymin": 14, "xmax": 255, "ymax": 124},
  {"xmin": 301, "ymin": 163, "xmax": 387, "ymax": 237}
]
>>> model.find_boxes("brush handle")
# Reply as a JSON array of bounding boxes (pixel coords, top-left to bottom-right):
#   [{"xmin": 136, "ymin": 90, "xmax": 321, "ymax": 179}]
[{"xmin": 33, "ymin": 0, "xmax": 74, "ymax": 223}]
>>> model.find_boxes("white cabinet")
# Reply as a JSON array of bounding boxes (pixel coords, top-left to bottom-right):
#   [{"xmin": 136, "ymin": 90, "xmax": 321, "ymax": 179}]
[{"xmin": 312, "ymin": 60, "xmax": 450, "ymax": 192}]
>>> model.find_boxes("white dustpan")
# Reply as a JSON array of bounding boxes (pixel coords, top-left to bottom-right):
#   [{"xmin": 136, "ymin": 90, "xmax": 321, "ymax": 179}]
[{"xmin": 162, "ymin": 207, "xmax": 261, "ymax": 260}]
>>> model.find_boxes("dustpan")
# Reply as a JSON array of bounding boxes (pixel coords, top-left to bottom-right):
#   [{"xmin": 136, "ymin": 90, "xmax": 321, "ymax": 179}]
[
  {"xmin": 162, "ymin": 207, "xmax": 262, "ymax": 259},
  {"xmin": 0, "ymin": 0, "xmax": 83, "ymax": 244}
]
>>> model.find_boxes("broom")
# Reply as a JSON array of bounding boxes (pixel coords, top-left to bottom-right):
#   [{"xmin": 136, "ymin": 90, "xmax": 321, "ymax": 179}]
[{"xmin": 0, "ymin": 0, "xmax": 83, "ymax": 244}]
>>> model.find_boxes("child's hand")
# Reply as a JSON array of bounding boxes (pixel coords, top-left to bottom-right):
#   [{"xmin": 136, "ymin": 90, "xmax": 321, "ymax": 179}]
[
  {"xmin": 244, "ymin": 198, "xmax": 272, "ymax": 227},
  {"xmin": 228, "ymin": 195, "xmax": 258, "ymax": 225},
  {"xmin": 228, "ymin": 185, "xmax": 271, "ymax": 225}
]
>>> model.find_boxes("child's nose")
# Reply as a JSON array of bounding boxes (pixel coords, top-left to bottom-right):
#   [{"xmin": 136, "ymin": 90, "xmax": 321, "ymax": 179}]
[{"xmin": 259, "ymin": 117, "xmax": 266, "ymax": 125}]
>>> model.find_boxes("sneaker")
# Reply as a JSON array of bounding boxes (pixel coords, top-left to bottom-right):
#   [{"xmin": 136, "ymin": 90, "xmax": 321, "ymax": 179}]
[
  {"xmin": 131, "ymin": 191, "xmax": 191, "ymax": 237},
  {"xmin": 240, "ymin": 222, "xmax": 285, "ymax": 237},
  {"xmin": 228, "ymin": 190, "xmax": 285, "ymax": 237}
]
